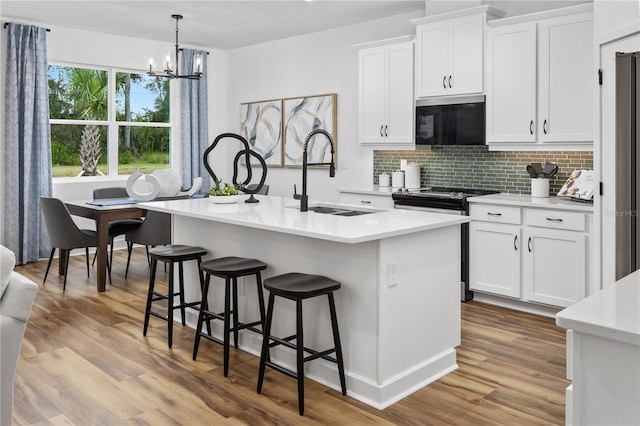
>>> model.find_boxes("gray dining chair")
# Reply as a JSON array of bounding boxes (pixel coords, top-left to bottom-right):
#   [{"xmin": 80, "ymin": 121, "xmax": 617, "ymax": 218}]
[
  {"xmin": 125, "ymin": 210, "xmax": 171, "ymax": 278},
  {"xmin": 40, "ymin": 197, "xmax": 100, "ymax": 292},
  {"xmin": 92, "ymin": 187, "xmax": 143, "ymax": 281},
  {"xmin": 245, "ymin": 183, "xmax": 269, "ymax": 195}
]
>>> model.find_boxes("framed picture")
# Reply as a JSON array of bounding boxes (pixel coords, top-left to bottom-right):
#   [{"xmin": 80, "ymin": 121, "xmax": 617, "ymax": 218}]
[
  {"xmin": 240, "ymin": 99, "xmax": 283, "ymax": 167},
  {"xmin": 283, "ymin": 93, "xmax": 337, "ymax": 167}
]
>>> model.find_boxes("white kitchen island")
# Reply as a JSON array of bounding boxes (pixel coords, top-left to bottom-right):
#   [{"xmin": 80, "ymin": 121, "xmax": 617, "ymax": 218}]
[
  {"xmin": 556, "ymin": 270, "xmax": 640, "ymax": 425},
  {"xmin": 141, "ymin": 194, "xmax": 469, "ymax": 409}
]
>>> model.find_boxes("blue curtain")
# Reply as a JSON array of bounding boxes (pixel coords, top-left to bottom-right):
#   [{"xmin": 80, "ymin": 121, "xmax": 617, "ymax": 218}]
[
  {"xmin": 180, "ymin": 49, "xmax": 210, "ymax": 191},
  {"xmin": 3, "ymin": 23, "xmax": 52, "ymax": 264}
]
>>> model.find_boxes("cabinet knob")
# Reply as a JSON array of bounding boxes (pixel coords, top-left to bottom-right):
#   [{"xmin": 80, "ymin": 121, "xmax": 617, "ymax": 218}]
[
  {"xmin": 380, "ymin": 125, "xmax": 384, "ymax": 137},
  {"xmin": 443, "ymin": 76, "xmax": 447, "ymax": 89},
  {"xmin": 530, "ymin": 120, "xmax": 534, "ymax": 135}
]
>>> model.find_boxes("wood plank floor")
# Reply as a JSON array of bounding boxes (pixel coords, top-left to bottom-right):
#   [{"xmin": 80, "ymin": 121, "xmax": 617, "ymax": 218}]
[{"xmin": 13, "ymin": 248, "xmax": 569, "ymax": 425}]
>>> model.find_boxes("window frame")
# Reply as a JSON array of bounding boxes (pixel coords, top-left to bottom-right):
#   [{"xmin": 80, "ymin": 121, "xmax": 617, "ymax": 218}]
[{"xmin": 49, "ymin": 61, "xmax": 173, "ymax": 180}]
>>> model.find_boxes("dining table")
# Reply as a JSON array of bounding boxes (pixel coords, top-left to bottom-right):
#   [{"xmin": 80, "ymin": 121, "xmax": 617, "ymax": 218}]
[{"xmin": 64, "ymin": 200, "xmax": 146, "ymax": 292}]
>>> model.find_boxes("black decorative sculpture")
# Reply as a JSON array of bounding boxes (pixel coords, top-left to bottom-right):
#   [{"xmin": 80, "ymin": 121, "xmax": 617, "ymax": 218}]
[{"xmin": 203, "ymin": 133, "xmax": 268, "ymax": 203}]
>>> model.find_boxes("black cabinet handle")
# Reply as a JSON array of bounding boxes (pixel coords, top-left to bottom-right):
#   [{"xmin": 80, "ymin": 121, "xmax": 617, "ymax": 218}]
[
  {"xmin": 487, "ymin": 212, "xmax": 502, "ymax": 216},
  {"xmin": 448, "ymin": 75, "xmax": 452, "ymax": 88},
  {"xmin": 528, "ymin": 236, "xmax": 532, "ymax": 252},
  {"xmin": 543, "ymin": 119, "xmax": 548, "ymax": 134},
  {"xmin": 546, "ymin": 217, "xmax": 563, "ymax": 223},
  {"xmin": 530, "ymin": 120, "xmax": 534, "ymax": 135},
  {"xmin": 384, "ymin": 125, "xmax": 388, "ymax": 137},
  {"xmin": 380, "ymin": 125, "xmax": 384, "ymax": 137},
  {"xmin": 443, "ymin": 76, "xmax": 447, "ymax": 89},
  {"xmin": 360, "ymin": 200, "xmax": 371, "ymax": 204},
  {"xmin": 514, "ymin": 235, "xmax": 518, "ymax": 251}
]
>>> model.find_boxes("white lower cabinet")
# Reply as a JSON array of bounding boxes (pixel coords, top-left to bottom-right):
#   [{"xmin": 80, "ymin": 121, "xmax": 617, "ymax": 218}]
[
  {"xmin": 523, "ymin": 227, "xmax": 586, "ymax": 307},
  {"xmin": 469, "ymin": 221, "xmax": 521, "ymax": 298},
  {"xmin": 338, "ymin": 192, "xmax": 394, "ymax": 210},
  {"xmin": 470, "ymin": 202, "xmax": 590, "ymax": 308}
]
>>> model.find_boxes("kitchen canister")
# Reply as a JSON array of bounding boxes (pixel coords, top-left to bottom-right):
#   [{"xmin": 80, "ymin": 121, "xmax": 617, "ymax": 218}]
[
  {"xmin": 531, "ymin": 178, "xmax": 550, "ymax": 198},
  {"xmin": 392, "ymin": 170, "xmax": 405, "ymax": 188},
  {"xmin": 379, "ymin": 173, "xmax": 390, "ymax": 187},
  {"xmin": 405, "ymin": 163, "xmax": 421, "ymax": 189}
]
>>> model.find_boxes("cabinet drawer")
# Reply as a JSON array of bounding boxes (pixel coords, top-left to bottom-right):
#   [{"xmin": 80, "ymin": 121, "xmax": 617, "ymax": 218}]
[
  {"xmin": 525, "ymin": 209, "xmax": 585, "ymax": 231},
  {"xmin": 470, "ymin": 205, "xmax": 521, "ymax": 225},
  {"xmin": 339, "ymin": 193, "xmax": 394, "ymax": 210}
]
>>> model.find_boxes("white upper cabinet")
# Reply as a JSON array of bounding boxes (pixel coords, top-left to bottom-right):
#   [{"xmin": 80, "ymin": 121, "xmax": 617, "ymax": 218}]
[
  {"xmin": 537, "ymin": 13, "xmax": 593, "ymax": 143},
  {"xmin": 486, "ymin": 6, "xmax": 594, "ymax": 148},
  {"xmin": 358, "ymin": 39, "xmax": 414, "ymax": 146},
  {"xmin": 415, "ymin": 14, "xmax": 484, "ymax": 97},
  {"xmin": 412, "ymin": 6, "xmax": 505, "ymax": 99},
  {"xmin": 486, "ymin": 22, "xmax": 537, "ymax": 143}
]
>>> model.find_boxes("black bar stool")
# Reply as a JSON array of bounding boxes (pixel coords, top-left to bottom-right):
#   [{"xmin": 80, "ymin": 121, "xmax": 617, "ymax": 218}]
[
  {"xmin": 256, "ymin": 272, "xmax": 347, "ymax": 416},
  {"xmin": 143, "ymin": 245, "xmax": 208, "ymax": 348},
  {"xmin": 193, "ymin": 256, "xmax": 268, "ymax": 377}
]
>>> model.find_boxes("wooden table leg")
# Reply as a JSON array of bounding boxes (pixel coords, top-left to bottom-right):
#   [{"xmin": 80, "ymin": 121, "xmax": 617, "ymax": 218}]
[
  {"xmin": 58, "ymin": 249, "xmax": 68, "ymax": 275},
  {"xmin": 95, "ymin": 216, "xmax": 109, "ymax": 292}
]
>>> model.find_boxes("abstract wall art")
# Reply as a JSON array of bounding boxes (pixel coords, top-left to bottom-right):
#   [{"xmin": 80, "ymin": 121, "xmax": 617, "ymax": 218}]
[
  {"xmin": 283, "ymin": 93, "xmax": 337, "ymax": 167},
  {"xmin": 240, "ymin": 99, "xmax": 283, "ymax": 166}
]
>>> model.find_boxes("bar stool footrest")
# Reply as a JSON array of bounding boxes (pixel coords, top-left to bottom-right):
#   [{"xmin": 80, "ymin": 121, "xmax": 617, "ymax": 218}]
[
  {"xmin": 263, "ymin": 360, "xmax": 298, "ymax": 380},
  {"xmin": 200, "ymin": 310, "xmax": 264, "ymax": 335}
]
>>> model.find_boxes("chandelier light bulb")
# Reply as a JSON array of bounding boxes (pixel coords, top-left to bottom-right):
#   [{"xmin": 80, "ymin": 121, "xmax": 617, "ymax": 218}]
[
  {"xmin": 164, "ymin": 52, "xmax": 174, "ymax": 73},
  {"xmin": 193, "ymin": 54, "xmax": 203, "ymax": 75}
]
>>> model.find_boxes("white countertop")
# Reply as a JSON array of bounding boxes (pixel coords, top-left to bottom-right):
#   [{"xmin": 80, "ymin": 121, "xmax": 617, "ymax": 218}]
[
  {"xmin": 140, "ymin": 195, "xmax": 469, "ymax": 244},
  {"xmin": 556, "ymin": 270, "xmax": 640, "ymax": 346},
  {"xmin": 468, "ymin": 193, "xmax": 594, "ymax": 212}
]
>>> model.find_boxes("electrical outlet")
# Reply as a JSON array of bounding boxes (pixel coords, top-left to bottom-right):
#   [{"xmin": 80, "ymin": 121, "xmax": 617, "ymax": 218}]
[
  {"xmin": 387, "ymin": 262, "xmax": 398, "ymax": 288},
  {"xmin": 237, "ymin": 277, "xmax": 245, "ymax": 296}
]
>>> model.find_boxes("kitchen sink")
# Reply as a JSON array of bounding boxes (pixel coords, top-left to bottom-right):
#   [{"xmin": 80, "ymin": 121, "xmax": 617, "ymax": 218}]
[
  {"xmin": 307, "ymin": 206, "xmax": 376, "ymax": 216},
  {"xmin": 288, "ymin": 204, "xmax": 379, "ymax": 216}
]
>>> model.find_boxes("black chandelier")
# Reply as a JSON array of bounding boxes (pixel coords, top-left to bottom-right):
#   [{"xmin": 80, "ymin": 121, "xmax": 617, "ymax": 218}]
[{"xmin": 148, "ymin": 14, "xmax": 203, "ymax": 80}]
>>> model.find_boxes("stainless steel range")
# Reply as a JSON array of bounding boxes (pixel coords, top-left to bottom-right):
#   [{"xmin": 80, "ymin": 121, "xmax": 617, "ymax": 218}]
[{"xmin": 392, "ymin": 187, "xmax": 500, "ymax": 302}]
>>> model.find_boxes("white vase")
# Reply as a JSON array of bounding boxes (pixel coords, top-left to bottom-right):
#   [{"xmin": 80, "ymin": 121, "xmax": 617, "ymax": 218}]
[{"xmin": 531, "ymin": 178, "xmax": 550, "ymax": 198}]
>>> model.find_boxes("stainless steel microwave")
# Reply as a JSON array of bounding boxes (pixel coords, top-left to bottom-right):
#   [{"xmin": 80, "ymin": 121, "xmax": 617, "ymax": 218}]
[{"xmin": 415, "ymin": 95, "xmax": 485, "ymax": 146}]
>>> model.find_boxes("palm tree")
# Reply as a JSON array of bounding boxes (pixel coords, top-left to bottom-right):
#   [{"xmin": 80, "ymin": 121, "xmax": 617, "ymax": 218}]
[{"xmin": 67, "ymin": 68, "xmax": 108, "ymax": 176}]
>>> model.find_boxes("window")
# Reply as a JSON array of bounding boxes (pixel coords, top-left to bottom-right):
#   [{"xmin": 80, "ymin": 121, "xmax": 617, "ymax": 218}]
[{"xmin": 48, "ymin": 65, "xmax": 170, "ymax": 178}]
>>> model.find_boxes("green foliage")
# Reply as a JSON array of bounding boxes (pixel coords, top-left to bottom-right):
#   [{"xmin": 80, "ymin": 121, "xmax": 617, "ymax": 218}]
[
  {"xmin": 119, "ymin": 150, "xmax": 134, "ymax": 165},
  {"xmin": 67, "ymin": 68, "xmax": 108, "ymax": 120},
  {"xmin": 140, "ymin": 151, "xmax": 169, "ymax": 164},
  {"xmin": 209, "ymin": 181, "xmax": 240, "ymax": 196},
  {"xmin": 51, "ymin": 142, "xmax": 79, "ymax": 166}
]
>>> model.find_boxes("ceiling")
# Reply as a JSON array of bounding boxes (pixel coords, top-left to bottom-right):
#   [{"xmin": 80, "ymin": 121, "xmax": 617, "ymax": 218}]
[{"xmin": 1, "ymin": 1, "xmax": 426, "ymax": 50}]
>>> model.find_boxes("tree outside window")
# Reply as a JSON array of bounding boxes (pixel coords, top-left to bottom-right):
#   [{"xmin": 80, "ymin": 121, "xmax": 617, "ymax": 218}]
[{"xmin": 48, "ymin": 65, "xmax": 170, "ymax": 178}]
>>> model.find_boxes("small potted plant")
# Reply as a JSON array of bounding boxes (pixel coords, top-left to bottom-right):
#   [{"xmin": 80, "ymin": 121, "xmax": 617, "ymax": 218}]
[{"xmin": 208, "ymin": 180, "xmax": 241, "ymax": 203}]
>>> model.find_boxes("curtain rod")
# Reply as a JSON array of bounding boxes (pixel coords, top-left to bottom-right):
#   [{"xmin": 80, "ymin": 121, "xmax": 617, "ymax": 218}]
[
  {"xmin": 178, "ymin": 48, "xmax": 210, "ymax": 55},
  {"xmin": 4, "ymin": 22, "xmax": 51, "ymax": 31}
]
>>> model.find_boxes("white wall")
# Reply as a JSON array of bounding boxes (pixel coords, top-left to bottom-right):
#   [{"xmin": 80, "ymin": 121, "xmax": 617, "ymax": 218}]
[
  {"xmin": 225, "ymin": 11, "xmax": 421, "ymax": 201},
  {"xmin": 593, "ymin": 0, "xmax": 639, "ymax": 41}
]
